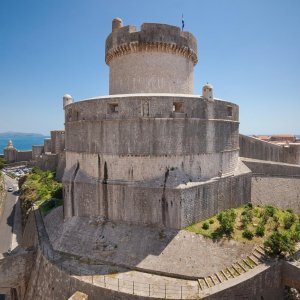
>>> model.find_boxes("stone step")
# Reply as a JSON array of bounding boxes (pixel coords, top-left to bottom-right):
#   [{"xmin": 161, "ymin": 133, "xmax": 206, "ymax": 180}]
[
  {"xmin": 232, "ymin": 263, "xmax": 243, "ymax": 275},
  {"xmin": 197, "ymin": 279, "xmax": 205, "ymax": 290},
  {"xmin": 254, "ymin": 247, "xmax": 265, "ymax": 256},
  {"xmin": 215, "ymin": 272, "xmax": 223, "ymax": 283},
  {"xmin": 220, "ymin": 270, "xmax": 228, "ymax": 281},
  {"xmin": 251, "ymin": 252, "xmax": 264, "ymax": 262},
  {"xmin": 206, "ymin": 276, "xmax": 215, "ymax": 287},
  {"xmin": 209, "ymin": 275, "xmax": 217, "ymax": 286},
  {"xmin": 248, "ymin": 254, "xmax": 261, "ymax": 265},
  {"xmin": 226, "ymin": 267, "xmax": 236, "ymax": 278},
  {"xmin": 203, "ymin": 277, "xmax": 210, "ymax": 288},
  {"xmin": 243, "ymin": 258, "xmax": 254, "ymax": 269},
  {"xmin": 237, "ymin": 261, "xmax": 248, "ymax": 272}
]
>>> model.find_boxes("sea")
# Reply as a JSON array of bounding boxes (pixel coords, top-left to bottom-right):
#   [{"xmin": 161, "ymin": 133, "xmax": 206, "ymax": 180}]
[{"xmin": 0, "ymin": 136, "xmax": 49, "ymax": 154}]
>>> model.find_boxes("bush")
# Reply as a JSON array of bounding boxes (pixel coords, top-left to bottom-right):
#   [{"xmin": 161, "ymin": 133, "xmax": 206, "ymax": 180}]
[
  {"xmin": 261, "ymin": 212, "xmax": 269, "ymax": 225},
  {"xmin": 265, "ymin": 206, "xmax": 276, "ymax": 217},
  {"xmin": 264, "ymin": 232, "xmax": 296, "ymax": 256},
  {"xmin": 242, "ymin": 229, "xmax": 254, "ymax": 240},
  {"xmin": 240, "ymin": 215, "xmax": 250, "ymax": 229},
  {"xmin": 209, "ymin": 219, "xmax": 214, "ymax": 224},
  {"xmin": 202, "ymin": 222, "xmax": 209, "ymax": 230},
  {"xmin": 0, "ymin": 158, "xmax": 6, "ymax": 170},
  {"xmin": 283, "ymin": 213, "xmax": 297, "ymax": 230},
  {"xmin": 244, "ymin": 203, "xmax": 253, "ymax": 209},
  {"xmin": 255, "ymin": 225, "xmax": 265, "ymax": 237},
  {"xmin": 286, "ymin": 209, "xmax": 294, "ymax": 214},
  {"xmin": 290, "ymin": 223, "xmax": 300, "ymax": 242},
  {"xmin": 217, "ymin": 209, "xmax": 237, "ymax": 236}
]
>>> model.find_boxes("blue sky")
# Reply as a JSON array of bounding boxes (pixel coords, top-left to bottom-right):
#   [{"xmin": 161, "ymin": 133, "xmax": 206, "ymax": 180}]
[{"xmin": 0, "ymin": 0, "xmax": 299, "ymax": 135}]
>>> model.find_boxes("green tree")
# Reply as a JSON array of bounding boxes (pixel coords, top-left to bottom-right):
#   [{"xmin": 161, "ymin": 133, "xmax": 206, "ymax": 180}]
[
  {"xmin": 217, "ymin": 209, "xmax": 237, "ymax": 236},
  {"xmin": 264, "ymin": 232, "xmax": 295, "ymax": 256},
  {"xmin": 0, "ymin": 158, "xmax": 6, "ymax": 170}
]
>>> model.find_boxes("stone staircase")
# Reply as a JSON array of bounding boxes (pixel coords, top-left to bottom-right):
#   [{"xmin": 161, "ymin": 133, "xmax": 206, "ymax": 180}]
[{"xmin": 198, "ymin": 245, "xmax": 268, "ymax": 290}]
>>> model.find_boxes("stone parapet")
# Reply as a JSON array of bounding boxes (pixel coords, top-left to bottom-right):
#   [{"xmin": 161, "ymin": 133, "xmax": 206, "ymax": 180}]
[{"xmin": 105, "ymin": 23, "xmax": 197, "ymax": 65}]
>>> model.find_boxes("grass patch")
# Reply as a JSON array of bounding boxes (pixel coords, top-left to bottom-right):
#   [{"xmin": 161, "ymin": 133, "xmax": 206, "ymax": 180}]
[{"xmin": 185, "ymin": 204, "xmax": 299, "ymax": 255}]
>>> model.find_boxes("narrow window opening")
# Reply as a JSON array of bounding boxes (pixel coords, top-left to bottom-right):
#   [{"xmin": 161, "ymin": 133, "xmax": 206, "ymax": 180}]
[
  {"xmin": 227, "ymin": 106, "xmax": 233, "ymax": 117},
  {"xmin": 108, "ymin": 103, "xmax": 119, "ymax": 113},
  {"xmin": 173, "ymin": 102, "xmax": 184, "ymax": 113}
]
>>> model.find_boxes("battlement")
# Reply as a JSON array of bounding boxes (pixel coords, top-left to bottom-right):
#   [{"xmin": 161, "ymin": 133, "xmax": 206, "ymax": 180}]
[{"xmin": 105, "ymin": 21, "xmax": 197, "ymax": 65}]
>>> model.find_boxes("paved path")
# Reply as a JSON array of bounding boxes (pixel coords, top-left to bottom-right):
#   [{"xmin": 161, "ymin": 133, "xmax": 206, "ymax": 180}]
[{"xmin": 0, "ymin": 175, "xmax": 19, "ymax": 256}]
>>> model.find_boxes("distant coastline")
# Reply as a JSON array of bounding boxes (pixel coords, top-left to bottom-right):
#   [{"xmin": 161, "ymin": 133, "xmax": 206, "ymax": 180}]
[{"xmin": 0, "ymin": 132, "xmax": 49, "ymax": 154}]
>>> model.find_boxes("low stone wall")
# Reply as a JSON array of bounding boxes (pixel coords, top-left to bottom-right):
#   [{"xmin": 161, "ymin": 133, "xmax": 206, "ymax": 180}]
[
  {"xmin": 241, "ymin": 157, "xmax": 300, "ymax": 176},
  {"xmin": 203, "ymin": 262, "xmax": 284, "ymax": 300},
  {"xmin": 24, "ymin": 250, "xmax": 162, "ymax": 300},
  {"xmin": 239, "ymin": 134, "xmax": 300, "ymax": 165}
]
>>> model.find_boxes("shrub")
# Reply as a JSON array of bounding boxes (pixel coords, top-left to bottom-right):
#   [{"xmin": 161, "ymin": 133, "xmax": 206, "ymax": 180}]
[
  {"xmin": 209, "ymin": 219, "xmax": 214, "ymax": 224},
  {"xmin": 264, "ymin": 232, "xmax": 295, "ymax": 256},
  {"xmin": 286, "ymin": 209, "xmax": 293, "ymax": 214},
  {"xmin": 217, "ymin": 209, "xmax": 237, "ymax": 236},
  {"xmin": 273, "ymin": 215, "xmax": 279, "ymax": 222},
  {"xmin": 242, "ymin": 229, "xmax": 254, "ymax": 240},
  {"xmin": 265, "ymin": 206, "xmax": 276, "ymax": 217},
  {"xmin": 0, "ymin": 158, "xmax": 6, "ymax": 170},
  {"xmin": 261, "ymin": 212, "xmax": 269, "ymax": 225},
  {"xmin": 244, "ymin": 203, "xmax": 253, "ymax": 209},
  {"xmin": 283, "ymin": 213, "xmax": 297, "ymax": 230},
  {"xmin": 202, "ymin": 222, "xmax": 209, "ymax": 230},
  {"xmin": 255, "ymin": 225, "xmax": 265, "ymax": 237},
  {"xmin": 240, "ymin": 215, "xmax": 250, "ymax": 229},
  {"xmin": 290, "ymin": 223, "xmax": 300, "ymax": 242}
]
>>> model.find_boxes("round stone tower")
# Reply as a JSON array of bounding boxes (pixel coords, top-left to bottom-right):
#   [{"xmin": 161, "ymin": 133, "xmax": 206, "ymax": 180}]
[
  {"xmin": 105, "ymin": 18, "xmax": 197, "ymax": 95},
  {"xmin": 62, "ymin": 19, "xmax": 251, "ymax": 229}
]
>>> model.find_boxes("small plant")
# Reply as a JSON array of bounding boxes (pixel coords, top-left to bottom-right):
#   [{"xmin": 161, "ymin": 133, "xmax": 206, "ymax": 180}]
[
  {"xmin": 261, "ymin": 212, "xmax": 269, "ymax": 225},
  {"xmin": 264, "ymin": 232, "xmax": 295, "ymax": 256},
  {"xmin": 209, "ymin": 219, "xmax": 214, "ymax": 224},
  {"xmin": 202, "ymin": 222, "xmax": 209, "ymax": 230},
  {"xmin": 273, "ymin": 215, "xmax": 279, "ymax": 222},
  {"xmin": 244, "ymin": 203, "xmax": 253, "ymax": 209},
  {"xmin": 265, "ymin": 206, "xmax": 276, "ymax": 217},
  {"xmin": 283, "ymin": 213, "xmax": 296, "ymax": 230},
  {"xmin": 255, "ymin": 225, "xmax": 265, "ymax": 237},
  {"xmin": 286, "ymin": 209, "xmax": 294, "ymax": 214},
  {"xmin": 217, "ymin": 209, "xmax": 237, "ymax": 236},
  {"xmin": 242, "ymin": 229, "xmax": 254, "ymax": 240},
  {"xmin": 290, "ymin": 223, "xmax": 300, "ymax": 242}
]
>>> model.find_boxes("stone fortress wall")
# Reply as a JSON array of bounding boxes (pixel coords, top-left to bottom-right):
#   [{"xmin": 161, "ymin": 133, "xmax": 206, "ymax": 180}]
[
  {"xmin": 239, "ymin": 134, "xmax": 300, "ymax": 165},
  {"xmin": 4, "ymin": 147, "xmax": 32, "ymax": 164},
  {"xmin": 63, "ymin": 19, "xmax": 251, "ymax": 229}
]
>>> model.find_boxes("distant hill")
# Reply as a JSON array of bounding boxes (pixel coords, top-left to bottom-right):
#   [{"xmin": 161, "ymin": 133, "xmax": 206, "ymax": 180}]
[{"xmin": 0, "ymin": 132, "xmax": 46, "ymax": 138}]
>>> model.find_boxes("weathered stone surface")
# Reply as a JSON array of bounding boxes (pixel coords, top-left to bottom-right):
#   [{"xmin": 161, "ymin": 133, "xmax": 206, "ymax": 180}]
[
  {"xmin": 68, "ymin": 291, "xmax": 88, "ymax": 300},
  {"xmin": 105, "ymin": 22, "xmax": 197, "ymax": 94},
  {"xmin": 239, "ymin": 134, "xmax": 300, "ymax": 165}
]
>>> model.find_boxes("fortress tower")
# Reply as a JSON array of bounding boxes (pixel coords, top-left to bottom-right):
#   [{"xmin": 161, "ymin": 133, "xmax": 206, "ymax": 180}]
[
  {"xmin": 106, "ymin": 19, "xmax": 197, "ymax": 94},
  {"xmin": 63, "ymin": 18, "xmax": 251, "ymax": 229}
]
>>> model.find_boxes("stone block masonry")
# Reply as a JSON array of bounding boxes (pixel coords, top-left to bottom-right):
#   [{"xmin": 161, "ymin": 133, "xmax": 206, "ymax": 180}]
[
  {"xmin": 239, "ymin": 134, "xmax": 300, "ymax": 165},
  {"xmin": 63, "ymin": 19, "xmax": 252, "ymax": 228}
]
